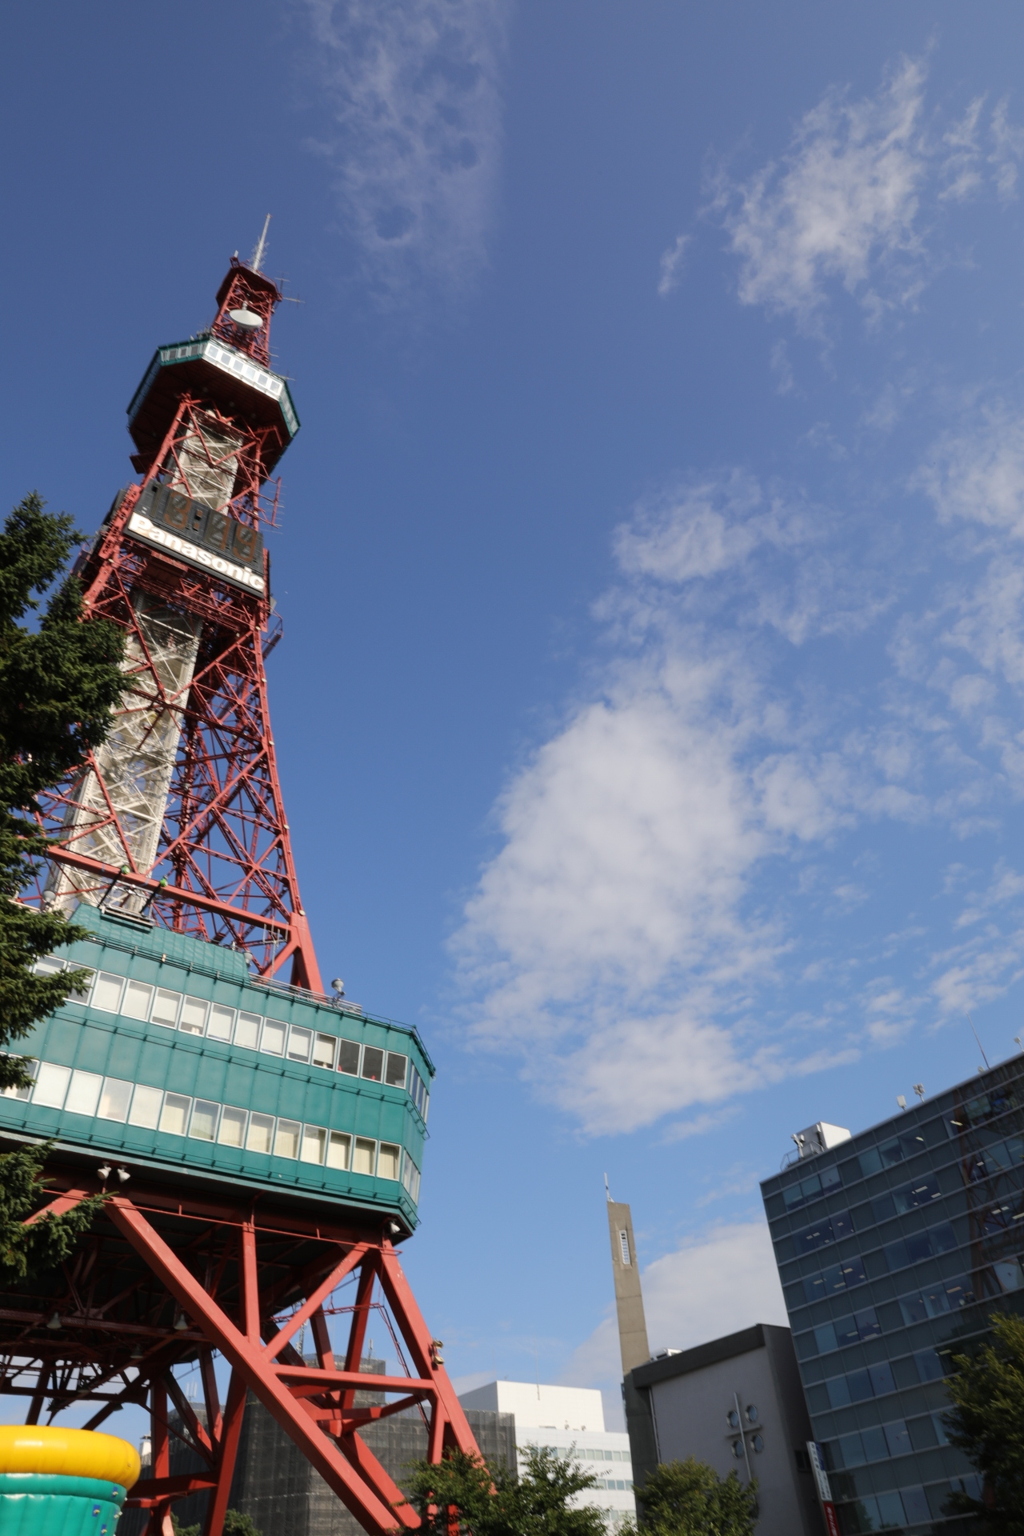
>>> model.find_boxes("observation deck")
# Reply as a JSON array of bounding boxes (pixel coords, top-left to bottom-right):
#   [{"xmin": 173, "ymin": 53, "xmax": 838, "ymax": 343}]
[{"xmin": 1, "ymin": 906, "xmax": 430, "ymax": 1233}]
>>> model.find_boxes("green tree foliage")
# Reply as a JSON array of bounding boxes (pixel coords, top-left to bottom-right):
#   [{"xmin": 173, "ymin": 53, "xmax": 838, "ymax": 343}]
[
  {"xmin": 628, "ymin": 1458, "xmax": 757, "ymax": 1536},
  {"xmin": 0, "ymin": 494, "xmax": 124, "ymax": 1274},
  {"xmin": 0, "ymin": 1141, "xmax": 104, "ymax": 1281},
  {"xmin": 406, "ymin": 1445, "xmax": 607, "ymax": 1536},
  {"xmin": 944, "ymin": 1310, "xmax": 1024, "ymax": 1531},
  {"xmin": 172, "ymin": 1511, "xmax": 261, "ymax": 1536},
  {"xmin": 0, "ymin": 492, "xmax": 125, "ymax": 1089}
]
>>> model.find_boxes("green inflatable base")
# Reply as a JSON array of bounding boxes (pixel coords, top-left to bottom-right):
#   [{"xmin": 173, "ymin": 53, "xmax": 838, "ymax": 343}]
[{"xmin": 0, "ymin": 1472, "xmax": 126, "ymax": 1535}]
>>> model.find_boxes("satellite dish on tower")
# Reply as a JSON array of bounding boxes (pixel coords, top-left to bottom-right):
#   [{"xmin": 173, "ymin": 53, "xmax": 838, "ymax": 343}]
[{"xmin": 229, "ymin": 308, "xmax": 263, "ymax": 330}]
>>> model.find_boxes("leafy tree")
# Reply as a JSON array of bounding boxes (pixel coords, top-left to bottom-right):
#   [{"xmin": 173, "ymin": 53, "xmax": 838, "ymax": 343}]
[
  {"xmin": 944, "ymin": 1310, "xmax": 1024, "ymax": 1531},
  {"xmin": 406, "ymin": 1444, "xmax": 607, "ymax": 1536},
  {"xmin": 0, "ymin": 1141, "xmax": 103, "ymax": 1281},
  {"xmin": 0, "ymin": 492, "xmax": 125, "ymax": 1089},
  {"xmin": 628, "ymin": 1458, "xmax": 757, "ymax": 1536},
  {"xmin": 172, "ymin": 1512, "xmax": 261, "ymax": 1536},
  {"xmin": 0, "ymin": 494, "xmax": 125, "ymax": 1271}
]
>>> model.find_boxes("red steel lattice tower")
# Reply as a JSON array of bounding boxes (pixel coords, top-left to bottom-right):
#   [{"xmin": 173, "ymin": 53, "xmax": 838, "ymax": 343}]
[
  {"xmin": 5, "ymin": 248, "xmax": 482, "ymax": 1536},
  {"xmin": 34, "ymin": 255, "xmax": 319, "ymax": 988}
]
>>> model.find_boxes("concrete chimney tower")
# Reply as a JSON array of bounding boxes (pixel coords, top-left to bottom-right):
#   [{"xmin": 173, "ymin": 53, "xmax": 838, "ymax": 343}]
[
  {"xmin": 605, "ymin": 1180, "xmax": 658, "ymax": 1482},
  {"xmin": 606, "ymin": 1190, "xmax": 651, "ymax": 1375}
]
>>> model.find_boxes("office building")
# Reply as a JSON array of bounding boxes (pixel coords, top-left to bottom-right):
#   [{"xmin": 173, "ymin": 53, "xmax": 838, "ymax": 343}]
[
  {"xmin": 627, "ymin": 1326, "xmax": 822, "ymax": 1536},
  {"xmin": 458, "ymin": 1381, "xmax": 636, "ymax": 1529},
  {"xmin": 761, "ymin": 1060, "xmax": 1024, "ymax": 1534}
]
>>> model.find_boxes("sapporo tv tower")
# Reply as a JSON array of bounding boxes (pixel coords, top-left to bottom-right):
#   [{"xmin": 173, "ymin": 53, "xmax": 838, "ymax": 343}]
[{"xmin": 2, "ymin": 228, "xmax": 481, "ymax": 1535}]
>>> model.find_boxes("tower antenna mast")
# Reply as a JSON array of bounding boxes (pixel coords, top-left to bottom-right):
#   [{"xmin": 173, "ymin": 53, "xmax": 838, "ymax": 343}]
[{"xmin": 251, "ymin": 212, "xmax": 272, "ymax": 272}]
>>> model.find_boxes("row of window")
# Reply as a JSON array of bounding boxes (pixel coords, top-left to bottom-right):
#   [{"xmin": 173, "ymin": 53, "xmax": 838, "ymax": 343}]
[
  {"xmin": 538, "ymin": 1449, "xmax": 631, "ymax": 1464},
  {"xmin": 799, "ymin": 1219, "xmax": 961, "ymax": 1304},
  {"xmin": 806, "ymin": 1255, "xmax": 1022, "ymax": 1357},
  {"xmin": 821, "ymin": 1347, "xmax": 947, "ymax": 1410},
  {"xmin": 835, "ymin": 1475, "xmax": 983, "ymax": 1535},
  {"xmin": 789, "ymin": 1174, "xmax": 947, "ymax": 1258},
  {"xmin": 4, "ymin": 1058, "xmax": 421, "ymax": 1200},
  {"xmin": 593, "ymin": 1481, "xmax": 633, "ymax": 1491},
  {"xmin": 823, "ymin": 1411, "xmax": 949, "ymax": 1471},
  {"xmin": 965, "ymin": 1130, "xmax": 1024, "ymax": 1183},
  {"xmin": 36, "ymin": 956, "xmax": 430, "ymax": 1119},
  {"xmin": 812, "ymin": 1307, "xmax": 881, "ymax": 1356},
  {"xmin": 782, "ymin": 1132, "xmax": 931, "ymax": 1214},
  {"xmin": 779, "ymin": 1080, "xmax": 1022, "ymax": 1217}
]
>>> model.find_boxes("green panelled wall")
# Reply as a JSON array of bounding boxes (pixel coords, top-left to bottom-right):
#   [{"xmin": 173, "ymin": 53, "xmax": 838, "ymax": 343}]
[{"xmin": 0, "ymin": 906, "xmax": 431, "ymax": 1226}]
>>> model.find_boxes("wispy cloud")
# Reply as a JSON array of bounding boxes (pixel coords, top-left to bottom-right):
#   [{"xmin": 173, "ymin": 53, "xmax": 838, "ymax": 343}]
[
  {"xmin": 449, "ymin": 471, "xmax": 912, "ymax": 1134},
  {"xmin": 657, "ymin": 233, "xmax": 691, "ymax": 297},
  {"xmin": 680, "ymin": 57, "xmax": 1024, "ymax": 331},
  {"xmin": 713, "ymin": 56, "xmax": 930, "ymax": 330},
  {"xmin": 303, "ymin": 0, "xmax": 508, "ymax": 303}
]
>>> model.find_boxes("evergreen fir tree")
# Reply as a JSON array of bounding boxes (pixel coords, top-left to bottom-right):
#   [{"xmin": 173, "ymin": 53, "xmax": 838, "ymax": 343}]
[{"xmin": 0, "ymin": 492, "xmax": 125, "ymax": 1270}]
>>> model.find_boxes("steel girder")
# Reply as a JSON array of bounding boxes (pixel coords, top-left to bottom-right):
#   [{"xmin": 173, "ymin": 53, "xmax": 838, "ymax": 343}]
[{"xmin": 4, "ymin": 1170, "xmax": 477, "ymax": 1536}]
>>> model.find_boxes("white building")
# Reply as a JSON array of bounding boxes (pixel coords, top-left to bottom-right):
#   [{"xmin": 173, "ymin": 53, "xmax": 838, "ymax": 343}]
[{"xmin": 458, "ymin": 1381, "xmax": 635, "ymax": 1529}]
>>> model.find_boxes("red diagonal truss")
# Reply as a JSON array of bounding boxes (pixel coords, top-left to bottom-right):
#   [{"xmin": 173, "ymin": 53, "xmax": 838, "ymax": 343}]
[{"xmin": 2, "ymin": 1175, "xmax": 478, "ymax": 1536}]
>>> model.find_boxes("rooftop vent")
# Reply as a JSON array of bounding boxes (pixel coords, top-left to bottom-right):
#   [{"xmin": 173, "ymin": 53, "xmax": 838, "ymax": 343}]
[{"xmin": 791, "ymin": 1121, "xmax": 851, "ymax": 1160}]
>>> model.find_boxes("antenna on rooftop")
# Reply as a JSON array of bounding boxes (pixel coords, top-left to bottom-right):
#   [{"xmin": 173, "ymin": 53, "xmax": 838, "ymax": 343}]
[
  {"xmin": 251, "ymin": 213, "xmax": 272, "ymax": 273},
  {"xmin": 967, "ymin": 1013, "xmax": 990, "ymax": 1070},
  {"xmin": 604, "ymin": 1172, "xmax": 611, "ymax": 1202}
]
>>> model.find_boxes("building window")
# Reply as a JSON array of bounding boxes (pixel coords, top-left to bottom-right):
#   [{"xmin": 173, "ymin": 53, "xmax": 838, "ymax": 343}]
[{"xmin": 619, "ymin": 1231, "xmax": 631, "ymax": 1266}]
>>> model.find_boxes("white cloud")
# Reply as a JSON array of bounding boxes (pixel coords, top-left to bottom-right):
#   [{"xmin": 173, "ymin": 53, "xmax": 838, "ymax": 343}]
[
  {"xmin": 303, "ymin": 0, "xmax": 507, "ymax": 301},
  {"xmin": 450, "ymin": 472, "xmax": 897, "ymax": 1135},
  {"xmin": 709, "ymin": 59, "xmax": 1024, "ymax": 332},
  {"xmin": 919, "ymin": 404, "xmax": 1024, "ymax": 542},
  {"xmin": 990, "ymin": 99, "xmax": 1024, "ymax": 201},
  {"xmin": 562, "ymin": 1222, "xmax": 787, "ymax": 1390},
  {"xmin": 714, "ymin": 57, "xmax": 929, "ymax": 331},
  {"xmin": 657, "ymin": 233, "xmax": 691, "ymax": 297}
]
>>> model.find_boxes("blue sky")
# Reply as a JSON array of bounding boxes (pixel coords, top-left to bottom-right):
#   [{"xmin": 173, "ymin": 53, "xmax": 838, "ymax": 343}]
[{"xmin": 5, "ymin": 1, "xmax": 1024, "ymax": 1432}]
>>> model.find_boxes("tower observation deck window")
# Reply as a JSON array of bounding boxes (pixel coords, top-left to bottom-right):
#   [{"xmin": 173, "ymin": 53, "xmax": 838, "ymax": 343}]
[
  {"xmin": 338, "ymin": 1040, "xmax": 361, "ymax": 1075},
  {"xmin": 288, "ymin": 1026, "xmax": 313, "ymax": 1062},
  {"xmin": 260, "ymin": 1020, "xmax": 287, "ymax": 1056},
  {"xmin": 30, "ymin": 954, "xmax": 430, "ymax": 1119},
  {"xmin": 235, "ymin": 1011, "xmax": 261, "ymax": 1049},
  {"xmin": 314, "ymin": 1033, "xmax": 338, "ymax": 1069},
  {"xmin": 160, "ymin": 1094, "xmax": 191, "ymax": 1136},
  {"xmin": 190, "ymin": 1100, "xmax": 220, "ymax": 1142},
  {"xmin": 274, "ymin": 1119, "xmax": 301, "ymax": 1159},
  {"xmin": 218, "ymin": 1106, "xmax": 247, "ymax": 1147},
  {"xmin": 128, "ymin": 1085, "xmax": 163, "ymax": 1129},
  {"xmin": 246, "ymin": 1113, "xmax": 274, "ymax": 1154},
  {"xmin": 64, "ymin": 1070, "xmax": 102, "ymax": 1117},
  {"xmin": 99, "ymin": 1078, "xmax": 132, "ymax": 1121},
  {"xmin": 208, "ymin": 1004, "xmax": 235, "ymax": 1041},
  {"xmin": 361, "ymin": 1047, "xmax": 384, "ymax": 1082},
  {"xmin": 151, "ymin": 990, "xmax": 181, "ymax": 1028},
  {"xmin": 93, "ymin": 973, "xmax": 125, "ymax": 1013},
  {"xmin": 34, "ymin": 1063, "xmax": 72, "ymax": 1109},
  {"xmin": 123, "ymin": 981, "xmax": 155, "ymax": 1021},
  {"xmin": 179, "ymin": 997, "xmax": 209, "ymax": 1036}
]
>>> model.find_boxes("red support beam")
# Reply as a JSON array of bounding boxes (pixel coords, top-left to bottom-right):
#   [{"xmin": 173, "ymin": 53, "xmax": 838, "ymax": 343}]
[{"xmin": 108, "ymin": 1196, "xmax": 419, "ymax": 1534}]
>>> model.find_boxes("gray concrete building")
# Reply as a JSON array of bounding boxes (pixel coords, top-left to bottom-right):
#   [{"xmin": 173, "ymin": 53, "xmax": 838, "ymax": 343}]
[{"xmin": 627, "ymin": 1324, "xmax": 823, "ymax": 1536}]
